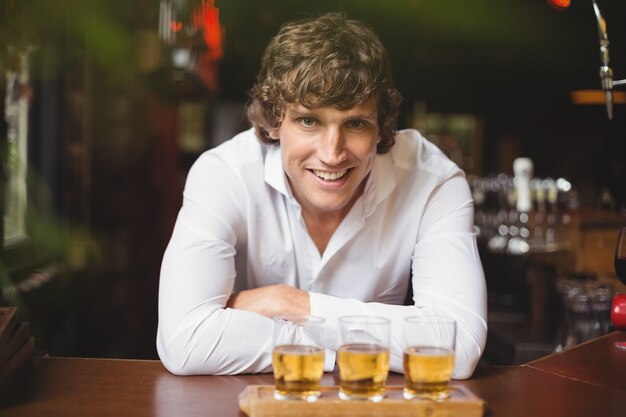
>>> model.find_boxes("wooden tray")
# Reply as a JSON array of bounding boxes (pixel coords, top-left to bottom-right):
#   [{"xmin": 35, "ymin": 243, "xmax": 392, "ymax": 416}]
[{"xmin": 239, "ymin": 385, "xmax": 485, "ymax": 417}]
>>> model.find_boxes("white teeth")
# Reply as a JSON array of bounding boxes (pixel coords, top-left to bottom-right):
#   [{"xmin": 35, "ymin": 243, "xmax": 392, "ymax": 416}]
[{"xmin": 313, "ymin": 169, "xmax": 348, "ymax": 181}]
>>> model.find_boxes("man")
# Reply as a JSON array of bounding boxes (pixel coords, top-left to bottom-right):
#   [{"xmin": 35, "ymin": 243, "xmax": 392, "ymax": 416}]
[{"xmin": 157, "ymin": 12, "xmax": 486, "ymax": 378}]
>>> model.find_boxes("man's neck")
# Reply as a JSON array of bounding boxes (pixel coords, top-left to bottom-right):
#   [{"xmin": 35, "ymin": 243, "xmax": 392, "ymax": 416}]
[
  {"xmin": 301, "ymin": 210, "xmax": 345, "ymax": 255},
  {"xmin": 300, "ymin": 185, "xmax": 365, "ymax": 255}
]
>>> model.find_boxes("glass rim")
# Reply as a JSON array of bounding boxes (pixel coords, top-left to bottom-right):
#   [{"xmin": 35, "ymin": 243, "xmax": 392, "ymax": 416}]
[
  {"xmin": 338, "ymin": 315, "xmax": 390, "ymax": 325},
  {"xmin": 617, "ymin": 226, "xmax": 626, "ymax": 258}
]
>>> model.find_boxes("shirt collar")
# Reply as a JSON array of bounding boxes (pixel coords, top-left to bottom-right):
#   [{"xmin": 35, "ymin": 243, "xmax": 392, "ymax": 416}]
[
  {"xmin": 264, "ymin": 144, "xmax": 295, "ymax": 201},
  {"xmin": 264, "ymin": 144, "xmax": 397, "ymax": 217},
  {"xmin": 362, "ymin": 152, "xmax": 396, "ymax": 218}
]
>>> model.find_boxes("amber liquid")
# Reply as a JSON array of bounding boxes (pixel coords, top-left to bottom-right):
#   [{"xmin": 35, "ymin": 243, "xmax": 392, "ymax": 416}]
[
  {"xmin": 403, "ymin": 346, "xmax": 454, "ymax": 400},
  {"xmin": 337, "ymin": 343, "xmax": 390, "ymax": 401},
  {"xmin": 272, "ymin": 344, "xmax": 324, "ymax": 400}
]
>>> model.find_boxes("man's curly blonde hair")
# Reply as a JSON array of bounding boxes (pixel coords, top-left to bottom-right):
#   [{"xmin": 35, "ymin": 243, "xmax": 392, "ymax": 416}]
[{"xmin": 246, "ymin": 12, "xmax": 402, "ymax": 154}]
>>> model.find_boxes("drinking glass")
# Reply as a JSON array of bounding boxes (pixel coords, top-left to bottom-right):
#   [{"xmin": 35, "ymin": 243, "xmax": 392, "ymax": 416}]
[
  {"xmin": 613, "ymin": 227, "xmax": 626, "ymax": 350},
  {"xmin": 272, "ymin": 315, "xmax": 325, "ymax": 401},
  {"xmin": 615, "ymin": 227, "xmax": 626, "ymax": 285},
  {"xmin": 337, "ymin": 316, "xmax": 390, "ymax": 402},
  {"xmin": 402, "ymin": 316, "xmax": 456, "ymax": 401}
]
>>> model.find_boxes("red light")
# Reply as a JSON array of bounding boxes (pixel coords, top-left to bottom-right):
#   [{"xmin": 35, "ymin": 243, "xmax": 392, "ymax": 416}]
[
  {"xmin": 190, "ymin": 0, "xmax": 225, "ymax": 92},
  {"xmin": 192, "ymin": 0, "xmax": 223, "ymax": 60},
  {"xmin": 548, "ymin": 0, "xmax": 570, "ymax": 9},
  {"xmin": 170, "ymin": 21, "xmax": 183, "ymax": 32}
]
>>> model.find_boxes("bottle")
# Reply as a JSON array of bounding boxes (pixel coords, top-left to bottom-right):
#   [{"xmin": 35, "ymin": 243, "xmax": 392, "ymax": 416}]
[{"xmin": 507, "ymin": 158, "xmax": 533, "ymax": 255}]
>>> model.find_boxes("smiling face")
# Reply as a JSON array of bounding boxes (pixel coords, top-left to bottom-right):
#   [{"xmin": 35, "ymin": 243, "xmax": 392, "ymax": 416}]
[{"xmin": 268, "ymin": 98, "xmax": 380, "ymax": 223}]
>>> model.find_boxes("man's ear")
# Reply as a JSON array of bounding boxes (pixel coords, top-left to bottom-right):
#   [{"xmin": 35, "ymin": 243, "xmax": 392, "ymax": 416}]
[{"xmin": 268, "ymin": 128, "xmax": 280, "ymax": 140}]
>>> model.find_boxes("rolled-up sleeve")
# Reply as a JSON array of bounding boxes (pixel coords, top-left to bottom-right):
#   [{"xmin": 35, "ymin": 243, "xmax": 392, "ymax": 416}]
[
  {"xmin": 157, "ymin": 153, "xmax": 274, "ymax": 375},
  {"xmin": 310, "ymin": 174, "xmax": 487, "ymax": 379}
]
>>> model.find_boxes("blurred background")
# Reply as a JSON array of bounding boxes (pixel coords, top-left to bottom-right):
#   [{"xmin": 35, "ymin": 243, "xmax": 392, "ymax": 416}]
[{"xmin": 1, "ymin": 0, "xmax": 625, "ymax": 363}]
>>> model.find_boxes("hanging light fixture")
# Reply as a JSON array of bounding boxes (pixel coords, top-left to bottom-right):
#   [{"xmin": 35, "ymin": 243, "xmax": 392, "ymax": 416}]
[
  {"xmin": 158, "ymin": 0, "xmax": 224, "ymax": 93},
  {"xmin": 547, "ymin": 0, "xmax": 571, "ymax": 10}
]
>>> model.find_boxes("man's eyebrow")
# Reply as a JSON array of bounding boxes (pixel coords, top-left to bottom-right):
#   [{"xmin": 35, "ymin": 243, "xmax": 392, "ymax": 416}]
[
  {"xmin": 350, "ymin": 111, "xmax": 378, "ymax": 120},
  {"xmin": 285, "ymin": 107, "xmax": 378, "ymax": 120},
  {"xmin": 287, "ymin": 108, "xmax": 315, "ymax": 117},
  {"xmin": 341, "ymin": 111, "xmax": 378, "ymax": 123}
]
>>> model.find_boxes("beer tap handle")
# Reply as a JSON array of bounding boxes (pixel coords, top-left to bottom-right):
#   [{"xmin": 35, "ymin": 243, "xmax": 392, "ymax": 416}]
[
  {"xmin": 593, "ymin": 0, "xmax": 608, "ymax": 46},
  {"xmin": 593, "ymin": 0, "xmax": 614, "ymax": 119}
]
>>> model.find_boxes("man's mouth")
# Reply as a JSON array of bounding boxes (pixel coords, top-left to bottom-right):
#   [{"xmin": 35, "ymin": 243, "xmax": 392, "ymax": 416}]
[{"xmin": 312, "ymin": 169, "xmax": 350, "ymax": 181}]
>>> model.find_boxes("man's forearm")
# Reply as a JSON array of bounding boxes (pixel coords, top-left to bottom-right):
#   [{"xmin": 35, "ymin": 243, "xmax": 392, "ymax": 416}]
[{"xmin": 226, "ymin": 284, "xmax": 311, "ymax": 317}]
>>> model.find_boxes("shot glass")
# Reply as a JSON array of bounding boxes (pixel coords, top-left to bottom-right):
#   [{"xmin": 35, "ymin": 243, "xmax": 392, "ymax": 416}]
[
  {"xmin": 272, "ymin": 315, "xmax": 325, "ymax": 402},
  {"xmin": 403, "ymin": 316, "xmax": 456, "ymax": 401},
  {"xmin": 337, "ymin": 316, "xmax": 390, "ymax": 402}
]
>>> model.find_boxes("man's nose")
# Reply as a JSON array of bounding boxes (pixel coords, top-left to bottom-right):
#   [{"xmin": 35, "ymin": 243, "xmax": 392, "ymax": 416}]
[{"xmin": 318, "ymin": 127, "xmax": 347, "ymax": 165}]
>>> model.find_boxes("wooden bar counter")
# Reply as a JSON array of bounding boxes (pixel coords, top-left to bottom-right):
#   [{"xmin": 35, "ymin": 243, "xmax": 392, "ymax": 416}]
[{"xmin": 1, "ymin": 331, "xmax": 625, "ymax": 417}]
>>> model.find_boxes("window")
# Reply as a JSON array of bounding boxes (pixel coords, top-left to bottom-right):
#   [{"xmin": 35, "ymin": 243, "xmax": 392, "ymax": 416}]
[{"xmin": 3, "ymin": 48, "xmax": 31, "ymax": 245}]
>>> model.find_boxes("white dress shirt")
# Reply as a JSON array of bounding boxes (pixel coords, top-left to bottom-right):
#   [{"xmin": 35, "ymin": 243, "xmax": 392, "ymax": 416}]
[{"xmin": 157, "ymin": 128, "xmax": 487, "ymax": 378}]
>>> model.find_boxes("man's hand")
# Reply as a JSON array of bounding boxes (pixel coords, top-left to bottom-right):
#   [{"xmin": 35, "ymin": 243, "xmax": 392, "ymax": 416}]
[{"xmin": 226, "ymin": 284, "xmax": 311, "ymax": 318}]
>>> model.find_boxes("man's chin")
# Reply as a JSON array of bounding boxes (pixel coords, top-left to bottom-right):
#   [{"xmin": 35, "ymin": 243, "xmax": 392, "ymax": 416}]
[{"xmin": 304, "ymin": 195, "xmax": 355, "ymax": 216}]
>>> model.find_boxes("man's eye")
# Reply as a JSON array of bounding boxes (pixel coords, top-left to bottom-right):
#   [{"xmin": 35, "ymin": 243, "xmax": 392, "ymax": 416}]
[
  {"xmin": 346, "ymin": 120, "xmax": 366, "ymax": 129},
  {"xmin": 299, "ymin": 117, "xmax": 316, "ymax": 127}
]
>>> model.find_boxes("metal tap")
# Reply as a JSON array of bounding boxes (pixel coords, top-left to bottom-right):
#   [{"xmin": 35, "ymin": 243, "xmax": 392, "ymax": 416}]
[{"xmin": 593, "ymin": 0, "xmax": 626, "ymax": 119}]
